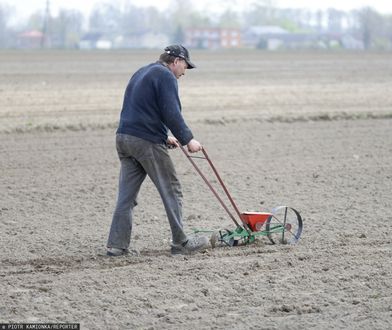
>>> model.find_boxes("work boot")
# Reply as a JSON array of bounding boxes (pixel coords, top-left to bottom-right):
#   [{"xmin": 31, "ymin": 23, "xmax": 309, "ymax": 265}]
[
  {"xmin": 107, "ymin": 247, "xmax": 129, "ymax": 256},
  {"xmin": 106, "ymin": 246, "xmax": 140, "ymax": 257},
  {"xmin": 171, "ymin": 236, "xmax": 209, "ymax": 255}
]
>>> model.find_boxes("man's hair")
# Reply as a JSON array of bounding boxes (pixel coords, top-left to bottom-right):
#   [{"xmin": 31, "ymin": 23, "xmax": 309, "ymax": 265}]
[{"xmin": 159, "ymin": 52, "xmax": 178, "ymax": 65}]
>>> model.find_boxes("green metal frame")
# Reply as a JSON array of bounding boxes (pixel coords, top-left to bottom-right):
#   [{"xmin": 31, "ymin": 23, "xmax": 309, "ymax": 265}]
[{"xmin": 193, "ymin": 224, "xmax": 285, "ymax": 246}]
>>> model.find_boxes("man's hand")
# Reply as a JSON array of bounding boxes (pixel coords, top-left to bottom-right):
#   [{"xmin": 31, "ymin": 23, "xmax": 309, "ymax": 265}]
[
  {"xmin": 187, "ymin": 139, "xmax": 202, "ymax": 153},
  {"xmin": 167, "ymin": 136, "xmax": 180, "ymax": 148}
]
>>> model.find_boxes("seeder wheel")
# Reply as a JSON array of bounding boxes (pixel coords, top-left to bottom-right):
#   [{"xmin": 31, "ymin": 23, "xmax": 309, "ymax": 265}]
[{"xmin": 265, "ymin": 206, "xmax": 303, "ymax": 244}]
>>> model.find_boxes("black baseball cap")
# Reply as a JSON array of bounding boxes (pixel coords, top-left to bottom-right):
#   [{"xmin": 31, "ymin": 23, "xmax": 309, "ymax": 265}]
[{"xmin": 164, "ymin": 45, "xmax": 196, "ymax": 69}]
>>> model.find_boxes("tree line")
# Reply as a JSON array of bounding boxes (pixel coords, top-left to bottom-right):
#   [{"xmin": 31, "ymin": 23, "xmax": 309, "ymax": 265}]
[{"xmin": 1, "ymin": 0, "xmax": 391, "ymax": 49}]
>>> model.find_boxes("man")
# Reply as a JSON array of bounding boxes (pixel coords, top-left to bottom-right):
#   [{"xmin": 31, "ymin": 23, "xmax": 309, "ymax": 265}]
[{"xmin": 107, "ymin": 45, "xmax": 209, "ymax": 256}]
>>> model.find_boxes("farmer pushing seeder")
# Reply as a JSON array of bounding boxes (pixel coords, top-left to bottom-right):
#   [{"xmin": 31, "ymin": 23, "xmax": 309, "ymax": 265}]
[{"xmin": 106, "ymin": 45, "xmax": 302, "ymax": 257}]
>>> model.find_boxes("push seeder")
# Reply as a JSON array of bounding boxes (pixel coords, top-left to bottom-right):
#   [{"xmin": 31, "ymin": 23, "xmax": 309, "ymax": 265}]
[{"xmin": 179, "ymin": 145, "xmax": 303, "ymax": 247}]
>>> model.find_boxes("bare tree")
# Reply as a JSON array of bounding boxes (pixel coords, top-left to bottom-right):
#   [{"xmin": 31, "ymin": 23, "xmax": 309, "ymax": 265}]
[
  {"xmin": 26, "ymin": 11, "xmax": 45, "ymax": 31},
  {"xmin": 384, "ymin": 15, "xmax": 392, "ymax": 48},
  {"xmin": 168, "ymin": 0, "xmax": 194, "ymax": 28},
  {"xmin": 51, "ymin": 9, "xmax": 83, "ymax": 48},
  {"xmin": 219, "ymin": 9, "xmax": 241, "ymax": 28},
  {"xmin": 0, "ymin": 4, "xmax": 11, "ymax": 47},
  {"xmin": 327, "ymin": 8, "xmax": 345, "ymax": 33},
  {"xmin": 89, "ymin": 3, "xmax": 122, "ymax": 36},
  {"xmin": 357, "ymin": 7, "xmax": 383, "ymax": 49},
  {"xmin": 316, "ymin": 10, "xmax": 323, "ymax": 33}
]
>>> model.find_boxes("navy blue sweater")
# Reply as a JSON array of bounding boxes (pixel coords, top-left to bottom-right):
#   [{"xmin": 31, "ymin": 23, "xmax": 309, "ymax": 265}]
[{"xmin": 117, "ymin": 62, "xmax": 193, "ymax": 146}]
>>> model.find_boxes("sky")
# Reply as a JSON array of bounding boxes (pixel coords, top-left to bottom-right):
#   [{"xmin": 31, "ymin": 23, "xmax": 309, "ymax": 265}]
[{"xmin": 3, "ymin": 0, "xmax": 392, "ymax": 25}]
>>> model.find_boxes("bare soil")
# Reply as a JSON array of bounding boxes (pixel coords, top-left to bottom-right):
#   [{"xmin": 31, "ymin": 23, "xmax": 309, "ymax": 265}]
[{"xmin": 0, "ymin": 50, "xmax": 391, "ymax": 329}]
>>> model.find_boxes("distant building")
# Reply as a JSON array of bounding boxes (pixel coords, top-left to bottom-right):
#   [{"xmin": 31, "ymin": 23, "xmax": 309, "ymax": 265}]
[
  {"xmin": 242, "ymin": 25, "xmax": 360, "ymax": 50},
  {"xmin": 95, "ymin": 39, "xmax": 112, "ymax": 50},
  {"xmin": 79, "ymin": 33, "xmax": 102, "ymax": 49},
  {"xmin": 242, "ymin": 26, "xmax": 289, "ymax": 49},
  {"xmin": 340, "ymin": 35, "xmax": 364, "ymax": 50},
  {"xmin": 114, "ymin": 32, "xmax": 170, "ymax": 49},
  {"xmin": 17, "ymin": 30, "xmax": 43, "ymax": 49},
  {"xmin": 185, "ymin": 28, "xmax": 241, "ymax": 49},
  {"xmin": 79, "ymin": 32, "xmax": 113, "ymax": 49}
]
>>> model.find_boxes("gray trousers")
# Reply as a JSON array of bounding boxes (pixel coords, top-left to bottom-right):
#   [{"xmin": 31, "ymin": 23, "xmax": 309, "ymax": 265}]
[{"xmin": 107, "ymin": 134, "xmax": 188, "ymax": 249}]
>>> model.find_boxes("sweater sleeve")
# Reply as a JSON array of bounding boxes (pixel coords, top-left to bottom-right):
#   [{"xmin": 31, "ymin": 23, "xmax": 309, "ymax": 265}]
[{"xmin": 157, "ymin": 72, "xmax": 194, "ymax": 145}]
